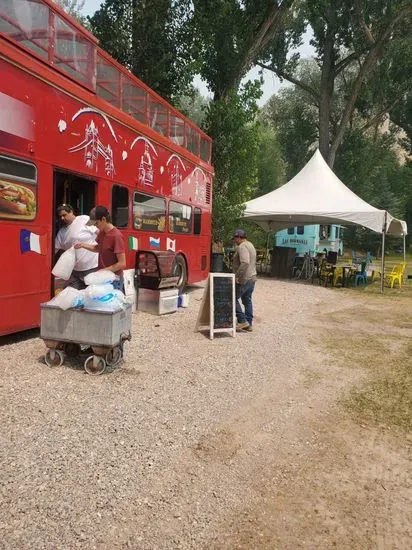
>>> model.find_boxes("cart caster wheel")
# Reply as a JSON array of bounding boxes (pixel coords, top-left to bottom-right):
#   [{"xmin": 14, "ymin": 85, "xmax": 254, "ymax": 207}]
[
  {"xmin": 64, "ymin": 343, "xmax": 81, "ymax": 357},
  {"xmin": 84, "ymin": 355, "xmax": 106, "ymax": 376},
  {"xmin": 105, "ymin": 347, "xmax": 122, "ymax": 366},
  {"xmin": 45, "ymin": 349, "xmax": 65, "ymax": 367}
]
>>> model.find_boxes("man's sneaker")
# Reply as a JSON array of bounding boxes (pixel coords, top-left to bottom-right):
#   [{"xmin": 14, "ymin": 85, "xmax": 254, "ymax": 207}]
[
  {"xmin": 243, "ymin": 325, "xmax": 253, "ymax": 332},
  {"xmin": 236, "ymin": 321, "xmax": 250, "ymax": 332}
]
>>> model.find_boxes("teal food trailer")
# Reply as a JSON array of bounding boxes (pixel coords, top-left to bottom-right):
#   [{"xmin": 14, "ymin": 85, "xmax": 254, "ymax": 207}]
[{"xmin": 275, "ymin": 224, "xmax": 343, "ymax": 257}]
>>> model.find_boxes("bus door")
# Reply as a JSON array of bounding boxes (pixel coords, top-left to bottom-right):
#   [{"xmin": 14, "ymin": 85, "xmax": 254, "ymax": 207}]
[{"xmin": 52, "ymin": 170, "xmax": 96, "ymax": 291}]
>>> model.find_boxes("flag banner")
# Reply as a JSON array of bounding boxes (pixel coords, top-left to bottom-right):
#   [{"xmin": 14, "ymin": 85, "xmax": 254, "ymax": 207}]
[
  {"xmin": 166, "ymin": 238, "xmax": 176, "ymax": 252},
  {"xmin": 149, "ymin": 237, "xmax": 160, "ymax": 248},
  {"xmin": 20, "ymin": 229, "xmax": 47, "ymax": 255},
  {"xmin": 128, "ymin": 236, "xmax": 138, "ymax": 251}
]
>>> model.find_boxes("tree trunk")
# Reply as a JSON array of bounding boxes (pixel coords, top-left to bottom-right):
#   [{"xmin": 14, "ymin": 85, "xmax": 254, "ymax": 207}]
[
  {"xmin": 318, "ymin": 13, "xmax": 336, "ymax": 165},
  {"xmin": 329, "ymin": 47, "xmax": 380, "ymax": 168}
]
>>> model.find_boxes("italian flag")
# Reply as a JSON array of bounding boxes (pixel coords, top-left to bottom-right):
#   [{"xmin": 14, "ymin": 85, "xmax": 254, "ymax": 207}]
[{"xmin": 129, "ymin": 236, "xmax": 138, "ymax": 251}]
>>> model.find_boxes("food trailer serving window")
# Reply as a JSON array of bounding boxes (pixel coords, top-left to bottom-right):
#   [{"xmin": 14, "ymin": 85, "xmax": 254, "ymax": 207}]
[
  {"xmin": 133, "ymin": 192, "xmax": 166, "ymax": 232},
  {"xmin": 169, "ymin": 201, "xmax": 192, "ymax": 234}
]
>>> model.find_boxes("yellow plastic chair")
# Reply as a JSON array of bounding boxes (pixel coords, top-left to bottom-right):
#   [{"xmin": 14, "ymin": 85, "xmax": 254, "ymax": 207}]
[
  {"xmin": 332, "ymin": 266, "xmax": 343, "ymax": 286},
  {"xmin": 385, "ymin": 263, "xmax": 406, "ymax": 288}
]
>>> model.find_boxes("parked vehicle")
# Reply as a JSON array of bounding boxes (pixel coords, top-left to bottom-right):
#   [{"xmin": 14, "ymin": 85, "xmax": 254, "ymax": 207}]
[{"xmin": 0, "ymin": 0, "xmax": 213, "ymax": 335}]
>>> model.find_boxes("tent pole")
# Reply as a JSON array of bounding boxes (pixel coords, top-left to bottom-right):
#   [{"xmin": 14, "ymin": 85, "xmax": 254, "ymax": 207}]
[
  {"xmin": 380, "ymin": 212, "xmax": 387, "ymax": 294},
  {"xmin": 403, "ymin": 234, "xmax": 406, "ymax": 264}
]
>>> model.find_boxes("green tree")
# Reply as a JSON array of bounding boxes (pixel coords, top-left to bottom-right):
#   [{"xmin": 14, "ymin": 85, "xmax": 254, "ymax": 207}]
[
  {"xmin": 255, "ymin": 121, "xmax": 286, "ymax": 197},
  {"xmin": 259, "ymin": 0, "xmax": 412, "ymax": 166},
  {"xmin": 88, "ymin": 0, "xmax": 196, "ymax": 101},
  {"xmin": 205, "ymin": 83, "xmax": 262, "ymax": 242},
  {"xmin": 262, "ymin": 65, "xmax": 318, "ymax": 178},
  {"xmin": 176, "ymin": 88, "xmax": 209, "ymax": 128},
  {"xmin": 334, "ymin": 130, "xmax": 407, "ymax": 252},
  {"xmin": 192, "ymin": 0, "xmax": 297, "ymax": 240},
  {"xmin": 54, "ymin": 0, "xmax": 87, "ymax": 25}
]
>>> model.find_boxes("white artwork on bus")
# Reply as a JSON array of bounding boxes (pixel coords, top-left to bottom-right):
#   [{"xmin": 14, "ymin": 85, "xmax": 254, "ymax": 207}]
[
  {"xmin": 193, "ymin": 167, "xmax": 207, "ymax": 204},
  {"xmin": 72, "ymin": 107, "xmax": 118, "ymax": 142},
  {"xmin": 130, "ymin": 137, "xmax": 158, "ymax": 187},
  {"xmin": 122, "ymin": 151, "xmax": 128, "ymax": 160},
  {"xmin": 60, "ymin": 108, "xmax": 118, "ymax": 177},
  {"xmin": 166, "ymin": 154, "xmax": 185, "ymax": 196},
  {"xmin": 68, "ymin": 120, "xmax": 115, "ymax": 177},
  {"xmin": 58, "ymin": 120, "xmax": 67, "ymax": 133}
]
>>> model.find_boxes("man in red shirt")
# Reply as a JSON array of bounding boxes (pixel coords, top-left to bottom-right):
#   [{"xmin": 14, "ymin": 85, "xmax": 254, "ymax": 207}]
[{"xmin": 75, "ymin": 205, "xmax": 126, "ymax": 288}]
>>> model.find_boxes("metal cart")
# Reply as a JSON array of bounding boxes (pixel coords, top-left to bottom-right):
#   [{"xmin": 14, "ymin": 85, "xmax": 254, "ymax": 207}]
[{"xmin": 40, "ymin": 303, "xmax": 132, "ymax": 375}]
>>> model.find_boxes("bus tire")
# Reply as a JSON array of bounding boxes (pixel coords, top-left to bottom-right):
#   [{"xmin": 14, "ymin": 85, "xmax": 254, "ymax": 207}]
[{"xmin": 173, "ymin": 254, "xmax": 187, "ymax": 293}]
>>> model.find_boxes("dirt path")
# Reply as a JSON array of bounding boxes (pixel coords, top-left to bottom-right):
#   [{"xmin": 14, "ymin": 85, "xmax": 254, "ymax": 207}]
[{"xmin": 0, "ymin": 280, "xmax": 411, "ymax": 549}]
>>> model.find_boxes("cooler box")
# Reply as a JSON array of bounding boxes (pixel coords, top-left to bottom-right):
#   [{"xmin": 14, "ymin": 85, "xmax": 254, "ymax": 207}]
[{"xmin": 137, "ymin": 288, "xmax": 178, "ymax": 316}]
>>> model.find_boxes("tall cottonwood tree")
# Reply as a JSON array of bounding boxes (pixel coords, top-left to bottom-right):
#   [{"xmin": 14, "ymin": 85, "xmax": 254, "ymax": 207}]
[
  {"xmin": 258, "ymin": 0, "xmax": 412, "ymax": 167},
  {"xmin": 191, "ymin": 0, "xmax": 296, "ymax": 239}
]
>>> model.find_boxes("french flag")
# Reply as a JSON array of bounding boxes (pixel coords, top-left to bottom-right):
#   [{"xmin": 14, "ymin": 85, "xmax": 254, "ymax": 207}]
[{"xmin": 20, "ymin": 229, "xmax": 47, "ymax": 255}]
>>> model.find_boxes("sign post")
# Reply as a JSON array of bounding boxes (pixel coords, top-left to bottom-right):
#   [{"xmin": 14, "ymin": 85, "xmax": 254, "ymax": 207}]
[{"xmin": 195, "ymin": 273, "xmax": 236, "ymax": 339}]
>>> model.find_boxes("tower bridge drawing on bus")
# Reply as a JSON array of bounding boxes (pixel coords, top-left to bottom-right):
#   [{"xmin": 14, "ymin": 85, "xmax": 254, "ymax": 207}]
[
  {"xmin": 61, "ymin": 108, "xmax": 117, "ymax": 177},
  {"xmin": 130, "ymin": 136, "xmax": 158, "ymax": 187},
  {"xmin": 166, "ymin": 153, "xmax": 185, "ymax": 196},
  {"xmin": 193, "ymin": 167, "xmax": 207, "ymax": 204}
]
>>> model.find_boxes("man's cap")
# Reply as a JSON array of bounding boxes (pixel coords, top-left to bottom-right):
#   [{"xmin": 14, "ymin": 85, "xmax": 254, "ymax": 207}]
[
  {"xmin": 86, "ymin": 205, "xmax": 110, "ymax": 225},
  {"xmin": 233, "ymin": 229, "xmax": 247, "ymax": 238}
]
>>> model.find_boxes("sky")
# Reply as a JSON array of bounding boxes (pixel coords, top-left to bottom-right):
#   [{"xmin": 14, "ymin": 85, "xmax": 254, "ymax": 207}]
[{"xmin": 82, "ymin": 0, "xmax": 315, "ymax": 106}]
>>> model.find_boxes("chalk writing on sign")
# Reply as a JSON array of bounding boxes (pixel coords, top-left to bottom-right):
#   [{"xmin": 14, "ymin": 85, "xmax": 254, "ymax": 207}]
[{"xmin": 213, "ymin": 276, "xmax": 233, "ymax": 329}]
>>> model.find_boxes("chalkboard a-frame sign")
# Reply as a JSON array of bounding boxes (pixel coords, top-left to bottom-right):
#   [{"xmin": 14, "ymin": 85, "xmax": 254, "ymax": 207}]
[{"xmin": 195, "ymin": 273, "xmax": 236, "ymax": 339}]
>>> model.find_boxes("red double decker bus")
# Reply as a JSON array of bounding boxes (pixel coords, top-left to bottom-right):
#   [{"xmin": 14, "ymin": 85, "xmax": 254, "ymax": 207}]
[{"xmin": 0, "ymin": 0, "xmax": 213, "ymax": 336}]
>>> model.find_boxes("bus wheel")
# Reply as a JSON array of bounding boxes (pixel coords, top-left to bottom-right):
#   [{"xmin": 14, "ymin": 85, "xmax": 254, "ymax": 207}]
[{"xmin": 173, "ymin": 254, "xmax": 187, "ymax": 293}]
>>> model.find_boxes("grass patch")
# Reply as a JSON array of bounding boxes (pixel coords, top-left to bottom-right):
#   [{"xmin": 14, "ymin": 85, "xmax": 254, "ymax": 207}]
[
  {"xmin": 303, "ymin": 368, "xmax": 323, "ymax": 388},
  {"xmin": 345, "ymin": 357, "xmax": 412, "ymax": 433},
  {"xmin": 313, "ymin": 286, "xmax": 412, "ymax": 433}
]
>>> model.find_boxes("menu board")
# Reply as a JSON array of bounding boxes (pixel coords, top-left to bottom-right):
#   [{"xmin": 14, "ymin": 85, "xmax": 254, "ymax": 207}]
[
  {"xmin": 213, "ymin": 276, "xmax": 234, "ymax": 329},
  {"xmin": 195, "ymin": 273, "xmax": 236, "ymax": 339}
]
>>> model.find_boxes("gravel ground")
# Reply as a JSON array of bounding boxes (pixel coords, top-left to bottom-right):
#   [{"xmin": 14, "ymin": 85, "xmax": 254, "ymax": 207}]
[{"xmin": 0, "ymin": 278, "xmax": 343, "ymax": 550}]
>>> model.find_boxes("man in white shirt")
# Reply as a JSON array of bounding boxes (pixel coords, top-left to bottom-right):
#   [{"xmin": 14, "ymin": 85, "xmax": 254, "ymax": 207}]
[{"xmin": 55, "ymin": 204, "xmax": 98, "ymax": 289}]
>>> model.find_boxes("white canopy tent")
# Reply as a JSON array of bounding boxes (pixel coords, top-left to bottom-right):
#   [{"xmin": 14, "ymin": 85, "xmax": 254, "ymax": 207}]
[{"xmin": 242, "ymin": 149, "xmax": 407, "ymax": 291}]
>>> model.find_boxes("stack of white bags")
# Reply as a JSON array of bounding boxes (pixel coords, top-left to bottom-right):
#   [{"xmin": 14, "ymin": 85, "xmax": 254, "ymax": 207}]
[{"xmin": 50, "ymin": 247, "xmax": 126, "ymax": 311}]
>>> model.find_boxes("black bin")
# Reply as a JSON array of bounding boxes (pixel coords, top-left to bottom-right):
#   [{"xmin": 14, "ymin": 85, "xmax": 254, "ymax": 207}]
[
  {"xmin": 135, "ymin": 250, "xmax": 178, "ymax": 290},
  {"xmin": 211, "ymin": 252, "xmax": 224, "ymax": 273}
]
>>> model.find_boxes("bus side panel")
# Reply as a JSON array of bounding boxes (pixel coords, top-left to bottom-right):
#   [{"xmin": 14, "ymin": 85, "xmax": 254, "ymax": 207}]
[{"xmin": 0, "ymin": 163, "xmax": 52, "ymax": 335}]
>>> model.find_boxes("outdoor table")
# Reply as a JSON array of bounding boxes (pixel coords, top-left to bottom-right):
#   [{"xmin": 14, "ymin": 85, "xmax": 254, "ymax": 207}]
[{"xmin": 338, "ymin": 263, "xmax": 358, "ymax": 287}]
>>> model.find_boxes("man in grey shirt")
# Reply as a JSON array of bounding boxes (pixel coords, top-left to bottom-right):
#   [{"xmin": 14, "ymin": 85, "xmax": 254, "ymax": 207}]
[{"xmin": 232, "ymin": 229, "xmax": 257, "ymax": 331}]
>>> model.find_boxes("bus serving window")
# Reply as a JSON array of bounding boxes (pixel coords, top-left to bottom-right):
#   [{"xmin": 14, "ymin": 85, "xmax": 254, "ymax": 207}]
[
  {"xmin": 133, "ymin": 192, "xmax": 166, "ymax": 232},
  {"xmin": 194, "ymin": 208, "xmax": 201, "ymax": 235},
  {"xmin": 112, "ymin": 185, "xmax": 128, "ymax": 228},
  {"xmin": 0, "ymin": 155, "xmax": 37, "ymax": 221},
  {"xmin": 169, "ymin": 201, "xmax": 192, "ymax": 234}
]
